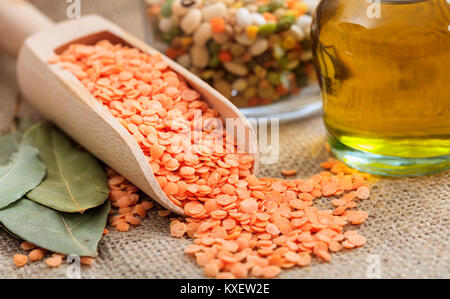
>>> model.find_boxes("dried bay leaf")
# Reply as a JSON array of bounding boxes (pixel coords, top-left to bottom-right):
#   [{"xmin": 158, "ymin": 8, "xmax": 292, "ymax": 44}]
[
  {"xmin": 23, "ymin": 122, "xmax": 109, "ymax": 213},
  {"xmin": 0, "ymin": 144, "xmax": 46, "ymax": 209},
  {"xmin": 0, "ymin": 118, "xmax": 36, "ymax": 166},
  {"xmin": 0, "ymin": 132, "xmax": 21, "ymax": 166},
  {"xmin": 0, "ymin": 198, "xmax": 110, "ymax": 257}
]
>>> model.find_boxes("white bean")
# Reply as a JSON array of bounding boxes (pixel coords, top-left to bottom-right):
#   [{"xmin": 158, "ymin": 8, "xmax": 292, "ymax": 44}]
[
  {"xmin": 181, "ymin": 8, "xmax": 202, "ymax": 34},
  {"xmin": 213, "ymin": 32, "xmax": 229, "ymax": 44},
  {"xmin": 190, "ymin": 45, "xmax": 209, "ymax": 68},
  {"xmin": 303, "ymin": 0, "xmax": 320, "ymax": 13},
  {"xmin": 232, "ymin": 78, "xmax": 248, "ymax": 92},
  {"xmin": 171, "ymin": 0, "xmax": 201, "ymax": 16},
  {"xmin": 202, "ymin": 2, "xmax": 227, "ymax": 21},
  {"xmin": 251, "ymin": 12, "xmax": 266, "ymax": 26},
  {"xmin": 194, "ymin": 22, "xmax": 213, "ymax": 45},
  {"xmin": 236, "ymin": 7, "xmax": 252, "ymax": 28},
  {"xmin": 171, "ymin": 0, "xmax": 187, "ymax": 16},
  {"xmin": 235, "ymin": 33, "xmax": 254, "ymax": 46},
  {"xmin": 177, "ymin": 54, "xmax": 191, "ymax": 68},
  {"xmin": 146, "ymin": 0, "xmax": 164, "ymax": 4},
  {"xmin": 158, "ymin": 18, "xmax": 173, "ymax": 33},
  {"xmin": 289, "ymin": 24, "xmax": 305, "ymax": 41},
  {"xmin": 249, "ymin": 38, "xmax": 269, "ymax": 56},
  {"xmin": 224, "ymin": 62, "xmax": 248, "ymax": 76},
  {"xmin": 296, "ymin": 15, "xmax": 313, "ymax": 30}
]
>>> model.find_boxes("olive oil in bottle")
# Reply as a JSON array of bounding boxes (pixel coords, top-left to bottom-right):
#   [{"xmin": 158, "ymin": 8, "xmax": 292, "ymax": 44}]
[{"xmin": 312, "ymin": 0, "xmax": 450, "ymax": 176}]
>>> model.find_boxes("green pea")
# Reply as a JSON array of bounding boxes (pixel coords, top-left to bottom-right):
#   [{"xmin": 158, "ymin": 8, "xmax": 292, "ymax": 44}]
[
  {"xmin": 272, "ymin": 44, "xmax": 285, "ymax": 59},
  {"xmin": 254, "ymin": 65, "xmax": 267, "ymax": 78},
  {"xmin": 268, "ymin": 1, "xmax": 283, "ymax": 11},
  {"xmin": 286, "ymin": 59, "xmax": 300, "ymax": 70},
  {"xmin": 258, "ymin": 23, "xmax": 277, "ymax": 37},
  {"xmin": 258, "ymin": 5, "xmax": 270, "ymax": 13},
  {"xmin": 244, "ymin": 87, "xmax": 257, "ymax": 100},
  {"xmin": 161, "ymin": 32, "xmax": 173, "ymax": 43},
  {"xmin": 267, "ymin": 72, "xmax": 281, "ymax": 85},
  {"xmin": 201, "ymin": 70, "xmax": 215, "ymax": 80},
  {"xmin": 224, "ymin": 73, "xmax": 236, "ymax": 83},
  {"xmin": 161, "ymin": 0, "xmax": 174, "ymax": 17},
  {"xmin": 277, "ymin": 15, "xmax": 295, "ymax": 31},
  {"xmin": 230, "ymin": 44, "xmax": 246, "ymax": 57},
  {"xmin": 248, "ymin": 75, "xmax": 259, "ymax": 86},
  {"xmin": 208, "ymin": 55, "xmax": 220, "ymax": 68},
  {"xmin": 208, "ymin": 41, "xmax": 221, "ymax": 55},
  {"xmin": 280, "ymin": 72, "xmax": 290, "ymax": 87},
  {"xmin": 278, "ymin": 57, "xmax": 290, "ymax": 70},
  {"xmin": 297, "ymin": 74, "xmax": 309, "ymax": 87},
  {"xmin": 258, "ymin": 86, "xmax": 276, "ymax": 99},
  {"xmin": 246, "ymin": 60, "xmax": 257, "ymax": 70},
  {"xmin": 169, "ymin": 26, "xmax": 181, "ymax": 36}
]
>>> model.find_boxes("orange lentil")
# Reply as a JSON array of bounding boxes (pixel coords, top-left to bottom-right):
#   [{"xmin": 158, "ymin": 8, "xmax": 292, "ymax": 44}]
[
  {"xmin": 355, "ymin": 186, "xmax": 370, "ymax": 200},
  {"xmin": 80, "ymin": 257, "xmax": 95, "ymax": 266},
  {"xmin": 297, "ymin": 254, "xmax": 311, "ymax": 266},
  {"xmin": 204, "ymin": 262, "xmax": 220, "ymax": 278},
  {"xmin": 20, "ymin": 241, "xmax": 37, "ymax": 251},
  {"xmin": 171, "ymin": 222, "xmax": 188, "ymax": 237},
  {"xmin": 125, "ymin": 215, "xmax": 142, "ymax": 226},
  {"xmin": 28, "ymin": 248, "xmax": 45, "ymax": 262},
  {"xmin": 262, "ymin": 265, "xmax": 281, "ymax": 278},
  {"xmin": 217, "ymin": 272, "xmax": 235, "ymax": 279},
  {"xmin": 135, "ymin": 204, "xmax": 147, "ymax": 218},
  {"xmin": 342, "ymin": 240, "xmax": 356, "ymax": 249},
  {"xmin": 141, "ymin": 201, "xmax": 154, "ymax": 210},
  {"xmin": 56, "ymin": 42, "xmax": 372, "ymax": 280},
  {"xmin": 281, "ymin": 169, "xmax": 297, "ymax": 176},
  {"xmin": 347, "ymin": 234, "xmax": 367, "ymax": 247},
  {"xmin": 317, "ymin": 250, "xmax": 332, "ymax": 262},
  {"xmin": 158, "ymin": 209, "xmax": 172, "ymax": 217},
  {"xmin": 116, "ymin": 222, "xmax": 130, "ymax": 232},
  {"xmin": 45, "ymin": 256, "xmax": 62, "ymax": 268},
  {"xmin": 13, "ymin": 254, "xmax": 28, "ymax": 267},
  {"xmin": 230, "ymin": 263, "xmax": 248, "ymax": 279}
]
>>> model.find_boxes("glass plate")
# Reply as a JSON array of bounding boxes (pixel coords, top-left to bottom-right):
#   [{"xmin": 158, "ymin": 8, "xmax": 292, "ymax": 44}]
[{"xmin": 240, "ymin": 85, "xmax": 322, "ymax": 122}]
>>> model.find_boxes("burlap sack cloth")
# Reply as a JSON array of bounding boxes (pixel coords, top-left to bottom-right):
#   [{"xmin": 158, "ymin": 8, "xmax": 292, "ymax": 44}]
[{"xmin": 0, "ymin": 0, "xmax": 448, "ymax": 279}]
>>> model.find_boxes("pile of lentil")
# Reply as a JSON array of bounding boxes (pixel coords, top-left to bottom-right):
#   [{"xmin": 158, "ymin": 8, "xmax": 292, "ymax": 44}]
[
  {"xmin": 146, "ymin": 0, "xmax": 317, "ymax": 107},
  {"xmin": 52, "ymin": 40, "xmax": 371, "ymax": 278}
]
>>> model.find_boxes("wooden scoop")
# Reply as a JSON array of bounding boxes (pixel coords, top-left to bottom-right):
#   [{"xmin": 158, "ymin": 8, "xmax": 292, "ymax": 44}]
[{"xmin": 0, "ymin": 1, "xmax": 259, "ymax": 215}]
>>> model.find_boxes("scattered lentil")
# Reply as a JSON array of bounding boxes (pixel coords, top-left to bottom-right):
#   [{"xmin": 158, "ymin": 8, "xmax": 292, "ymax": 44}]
[
  {"xmin": 13, "ymin": 254, "xmax": 28, "ymax": 267},
  {"xmin": 20, "ymin": 241, "xmax": 36, "ymax": 251},
  {"xmin": 45, "ymin": 256, "xmax": 62, "ymax": 268},
  {"xmin": 28, "ymin": 248, "xmax": 45, "ymax": 262}
]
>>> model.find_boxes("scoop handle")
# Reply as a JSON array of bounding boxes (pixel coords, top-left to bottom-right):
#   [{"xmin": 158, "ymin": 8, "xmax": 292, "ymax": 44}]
[{"xmin": 0, "ymin": 0, "xmax": 53, "ymax": 57}]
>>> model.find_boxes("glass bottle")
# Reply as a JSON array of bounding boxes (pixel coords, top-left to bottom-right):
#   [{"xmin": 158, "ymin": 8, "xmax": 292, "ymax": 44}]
[{"xmin": 312, "ymin": 0, "xmax": 450, "ymax": 176}]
